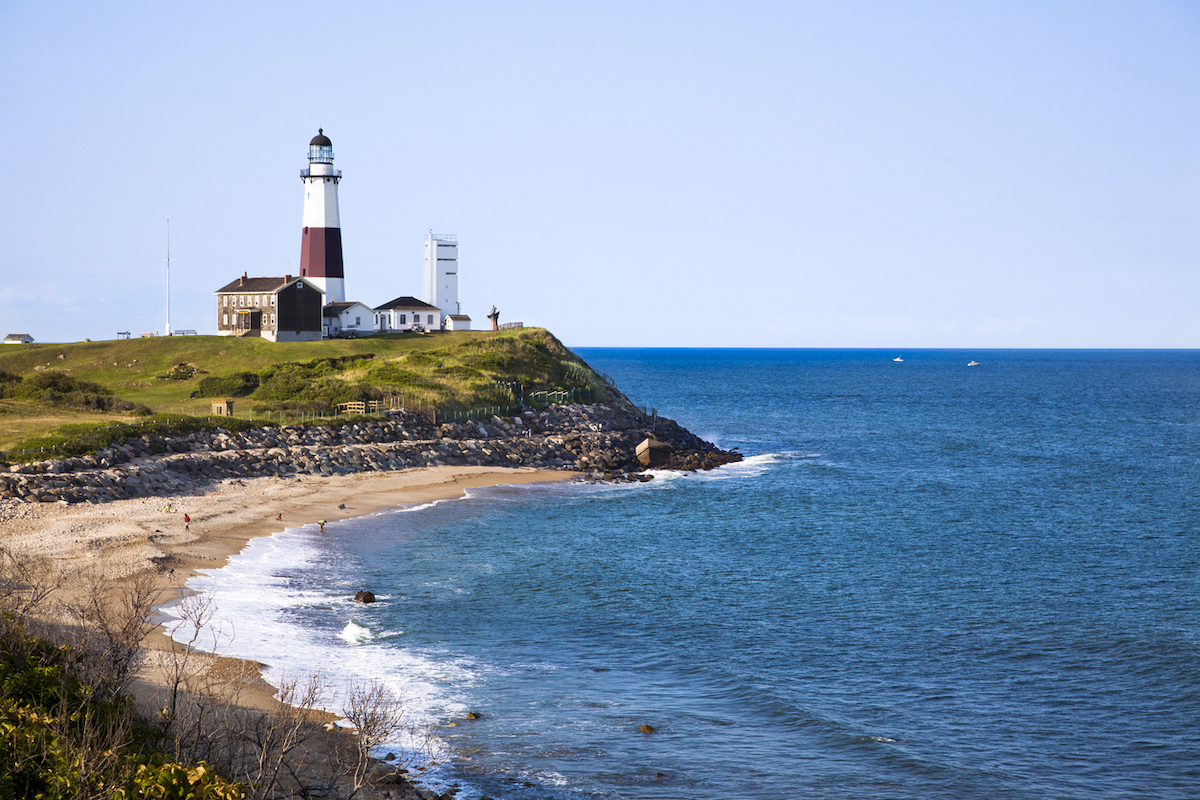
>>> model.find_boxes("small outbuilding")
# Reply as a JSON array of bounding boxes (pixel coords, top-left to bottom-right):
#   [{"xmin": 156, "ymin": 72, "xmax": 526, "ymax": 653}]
[
  {"xmin": 445, "ymin": 314, "xmax": 472, "ymax": 331},
  {"xmin": 323, "ymin": 301, "xmax": 374, "ymax": 338},
  {"xmin": 4, "ymin": 334, "xmax": 33, "ymax": 345},
  {"xmin": 211, "ymin": 399, "xmax": 235, "ymax": 416}
]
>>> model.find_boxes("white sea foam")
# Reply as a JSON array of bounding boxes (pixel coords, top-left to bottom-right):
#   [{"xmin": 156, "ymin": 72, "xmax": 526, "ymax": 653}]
[
  {"xmin": 338, "ymin": 620, "xmax": 373, "ymax": 644},
  {"xmin": 714, "ymin": 451, "xmax": 779, "ymax": 477},
  {"xmin": 382, "ymin": 498, "xmax": 451, "ymax": 516},
  {"xmin": 642, "ymin": 451, "xmax": 781, "ymax": 483},
  {"xmin": 168, "ymin": 523, "xmax": 472, "ymax": 776}
]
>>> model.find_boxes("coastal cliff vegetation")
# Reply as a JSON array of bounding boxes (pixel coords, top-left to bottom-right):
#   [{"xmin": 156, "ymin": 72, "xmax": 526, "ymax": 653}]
[{"xmin": 0, "ymin": 329, "xmax": 607, "ymax": 459}]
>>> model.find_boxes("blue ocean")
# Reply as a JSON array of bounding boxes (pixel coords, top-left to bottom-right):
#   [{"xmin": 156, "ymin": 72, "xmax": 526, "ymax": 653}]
[{"xmin": 181, "ymin": 349, "xmax": 1200, "ymax": 799}]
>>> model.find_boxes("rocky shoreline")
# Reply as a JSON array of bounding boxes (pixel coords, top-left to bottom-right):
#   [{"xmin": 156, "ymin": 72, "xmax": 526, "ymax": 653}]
[{"xmin": 0, "ymin": 391, "xmax": 741, "ymax": 505}]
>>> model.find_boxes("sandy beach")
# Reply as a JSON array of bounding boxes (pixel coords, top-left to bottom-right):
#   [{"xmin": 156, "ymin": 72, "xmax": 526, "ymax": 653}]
[{"xmin": 0, "ymin": 465, "xmax": 571, "ymax": 722}]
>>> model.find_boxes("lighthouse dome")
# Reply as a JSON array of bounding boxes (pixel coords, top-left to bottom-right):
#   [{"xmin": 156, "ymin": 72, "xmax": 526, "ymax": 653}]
[{"xmin": 307, "ymin": 129, "xmax": 334, "ymax": 164}]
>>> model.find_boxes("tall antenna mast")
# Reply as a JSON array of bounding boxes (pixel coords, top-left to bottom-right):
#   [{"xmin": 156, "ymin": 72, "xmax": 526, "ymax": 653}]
[{"xmin": 164, "ymin": 219, "xmax": 177, "ymax": 335}]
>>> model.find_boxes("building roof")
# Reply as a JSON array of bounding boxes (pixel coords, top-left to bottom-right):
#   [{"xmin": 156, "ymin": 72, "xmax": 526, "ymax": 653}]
[
  {"xmin": 310, "ymin": 129, "xmax": 332, "ymax": 147},
  {"xmin": 4, "ymin": 334, "xmax": 32, "ymax": 343},
  {"xmin": 374, "ymin": 296, "xmax": 440, "ymax": 311},
  {"xmin": 214, "ymin": 276, "xmax": 309, "ymax": 294},
  {"xmin": 448, "ymin": 315, "xmax": 472, "ymax": 320},
  {"xmin": 323, "ymin": 301, "xmax": 370, "ymax": 317}
]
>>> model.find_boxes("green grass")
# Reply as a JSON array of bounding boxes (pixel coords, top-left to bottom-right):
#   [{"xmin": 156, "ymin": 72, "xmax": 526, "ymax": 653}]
[
  {"xmin": 0, "ymin": 332, "xmax": 481, "ymax": 410},
  {"xmin": 0, "ymin": 329, "xmax": 610, "ymax": 459},
  {"xmin": 1, "ymin": 414, "xmax": 263, "ymax": 462}
]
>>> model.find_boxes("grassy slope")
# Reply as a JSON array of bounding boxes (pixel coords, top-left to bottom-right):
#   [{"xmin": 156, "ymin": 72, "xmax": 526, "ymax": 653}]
[
  {"xmin": 0, "ymin": 333, "xmax": 475, "ymax": 410},
  {"xmin": 0, "ymin": 329, "xmax": 603, "ymax": 453},
  {"xmin": 0, "ymin": 400, "xmax": 136, "ymax": 453}
]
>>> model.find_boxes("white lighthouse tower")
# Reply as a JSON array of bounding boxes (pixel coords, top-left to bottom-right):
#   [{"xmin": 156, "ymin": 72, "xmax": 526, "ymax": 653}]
[{"xmin": 299, "ymin": 129, "xmax": 345, "ymax": 303}]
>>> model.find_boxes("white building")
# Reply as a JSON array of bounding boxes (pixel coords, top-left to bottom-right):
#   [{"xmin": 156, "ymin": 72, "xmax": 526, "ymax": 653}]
[
  {"xmin": 423, "ymin": 233, "xmax": 458, "ymax": 328},
  {"xmin": 374, "ymin": 296, "xmax": 441, "ymax": 333},
  {"xmin": 323, "ymin": 301, "xmax": 374, "ymax": 338}
]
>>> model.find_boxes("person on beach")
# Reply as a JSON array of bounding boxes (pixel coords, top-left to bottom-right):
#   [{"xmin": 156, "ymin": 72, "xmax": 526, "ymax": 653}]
[
  {"xmin": 167, "ymin": 568, "xmax": 175, "ymax": 584},
  {"xmin": 318, "ymin": 520, "xmax": 326, "ymax": 532},
  {"xmin": 183, "ymin": 514, "xmax": 190, "ymax": 531},
  {"xmin": 276, "ymin": 513, "xmax": 282, "ymax": 521}
]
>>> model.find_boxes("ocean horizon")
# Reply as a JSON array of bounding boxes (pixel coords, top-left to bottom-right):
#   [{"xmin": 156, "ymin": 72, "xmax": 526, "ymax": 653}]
[{"xmin": 174, "ymin": 347, "xmax": 1200, "ymax": 799}]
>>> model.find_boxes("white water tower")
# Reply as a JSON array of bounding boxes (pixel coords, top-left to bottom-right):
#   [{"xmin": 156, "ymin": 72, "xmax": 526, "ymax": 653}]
[{"xmin": 424, "ymin": 232, "xmax": 458, "ymax": 327}]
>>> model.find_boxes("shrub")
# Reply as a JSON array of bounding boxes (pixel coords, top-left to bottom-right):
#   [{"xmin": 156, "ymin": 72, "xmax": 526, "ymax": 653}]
[
  {"xmin": 367, "ymin": 362, "xmax": 422, "ymax": 386},
  {"xmin": 157, "ymin": 363, "xmax": 206, "ymax": 381},
  {"xmin": 9, "ymin": 372, "xmax": 112, "ymax": 401},
  {"xmin": 197, "ymin": 372, "xmax": 259, "ymax": 398},
  {"xmin": 115, "ymin": 761, "xmax": 245, "ymax": 800}
]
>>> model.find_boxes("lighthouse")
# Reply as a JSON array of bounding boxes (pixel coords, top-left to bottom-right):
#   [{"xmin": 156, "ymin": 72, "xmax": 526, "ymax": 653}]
[{"xmin": 299, "ymin": 129, "xmax": 345, "ymax": 303}]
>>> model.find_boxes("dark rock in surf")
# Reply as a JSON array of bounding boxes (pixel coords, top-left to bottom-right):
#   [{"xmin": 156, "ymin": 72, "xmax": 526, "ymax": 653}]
[{"xmin": 353, "ymin": 590, "xmax": 376, "ymax": 604}]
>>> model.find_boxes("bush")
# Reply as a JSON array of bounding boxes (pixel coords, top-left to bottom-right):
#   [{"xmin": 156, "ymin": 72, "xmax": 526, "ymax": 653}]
[
  {"xmin": 157, "ymin": 363, "xmax": 206, "ymax": 381},
  {"xmin": 8, "ymin": 372, "xmax": 112, "ymax": 401},
  {"xmin": 115, "ymin": 761, "xmax": 245, "ymax": 800},
  {"xmin": 367, "ymin": 362, "xmax": 422, "ymax": 387},
  {"xmin": 197, "ymin": 372, "xmax": 259, "ymax": 398},
  {"xmin": 0, "ymin": 371, "xmax": 157, "ymax": 413},
  {"xmin": 0, "ymin": 616, "xmax": 246, "ymax": 800}
]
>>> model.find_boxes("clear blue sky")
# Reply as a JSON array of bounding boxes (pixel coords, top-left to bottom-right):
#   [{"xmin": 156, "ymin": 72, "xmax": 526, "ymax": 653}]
[{"xmin": 2, "ymin": 1, "xmax": 1197, "ymax": 348}]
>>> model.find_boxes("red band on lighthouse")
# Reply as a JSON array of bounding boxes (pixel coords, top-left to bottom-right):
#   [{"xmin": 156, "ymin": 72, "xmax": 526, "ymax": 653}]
[{"xmin": 300, "ymin": 227, "xmax": 344, "ymax": 280}]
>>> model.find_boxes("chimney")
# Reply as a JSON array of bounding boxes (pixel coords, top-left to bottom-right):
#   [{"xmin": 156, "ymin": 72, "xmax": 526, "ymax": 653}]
[
  {"xmin": 285, "ymin": 274, "xmax": 292, "ymax": 283},
  {"xmin": 239, "ymin": 272, "xmax": 247, "ymax": 286}
]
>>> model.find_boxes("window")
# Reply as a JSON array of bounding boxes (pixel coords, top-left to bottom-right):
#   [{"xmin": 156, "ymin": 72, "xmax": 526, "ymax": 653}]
[
  {"xmin": 222, "ymin": 314, "xmax": 228, "ymax": 326},
  {"xmin": 255, "ymin": 296, "xmax": 260, "ymax": 307},
  {"xmin": 400, "ymin": 314, "xmax": 407, "ymax": 324},
  {"xmin": 271, "ymin": 313, "xmax": 276, "ymax": 325},
  {"xmin": 427, "ymin": 315, "xmax": 433, "ymax": 325},
  {"xmin": 223, "ymin": 296, "xmax": 228, "ymax": 307},
  {"xmin": 271, "ymin": 296, "xmax": 276, "ymax": 306},
  {"xmin": 355, "ymin": 316, "xmax": 361, "ymax": 326}
]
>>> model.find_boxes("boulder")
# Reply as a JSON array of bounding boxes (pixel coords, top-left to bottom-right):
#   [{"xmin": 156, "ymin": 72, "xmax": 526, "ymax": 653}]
[{"xmin": 354, "ymin": 590, "xmax": 376, "ymax": 604}]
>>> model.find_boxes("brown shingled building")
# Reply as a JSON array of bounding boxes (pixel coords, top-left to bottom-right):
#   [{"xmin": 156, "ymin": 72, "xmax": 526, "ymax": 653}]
[{"xmin": 214, "ymin": 273, "xmax": 323, "ymax": 342}]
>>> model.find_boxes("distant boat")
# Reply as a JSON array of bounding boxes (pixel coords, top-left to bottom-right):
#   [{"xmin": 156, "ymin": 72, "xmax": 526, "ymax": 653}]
[
  {"xmin": 967, "ymin": 360, "xmax": 980, "ymax": 367},
  {"xmin": 893, "ymin": 357, "xmax": 904, "ymax": 362}
]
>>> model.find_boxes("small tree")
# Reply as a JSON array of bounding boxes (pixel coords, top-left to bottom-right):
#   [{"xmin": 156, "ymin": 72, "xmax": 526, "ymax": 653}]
[{"xmin": 69, "ymin": 569, "xmax": 162, "ymax": 694}]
